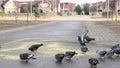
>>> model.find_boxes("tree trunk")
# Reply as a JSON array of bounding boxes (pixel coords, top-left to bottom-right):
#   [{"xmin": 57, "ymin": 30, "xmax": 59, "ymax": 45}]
[{"xmin": 27, "ymin": 13, "xmax": 29, "ymax": 23}]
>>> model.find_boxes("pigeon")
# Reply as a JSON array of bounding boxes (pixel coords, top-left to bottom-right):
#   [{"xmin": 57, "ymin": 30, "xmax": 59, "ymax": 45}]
[
  {"xmin": 28, "ymin": 44, "xmax": 43, "ymax": 52},
  {"xmin": 111, "ymin": 44, "xmax": 119, "ymax": 50},
  {"xmin": 106, "ymin": 50, "xmax": 114, "ymax": 58},
  {"xmin": 80, "ymin": 46, "xmax": 89, "ymax": 53},
  {"xmin": 78, "ymin": 36, "xmax": 86, "ymax": 46},
  {"xmin": 88, "ymin": 58, "xmax": 99, "ymax": 68},
  {"xmin": 65, "ymin": 51, "xmax": 77, "ymax": 59},
  {"xmin": 96, "ymin": 50, "xmax": 107, "ymax": 58},
  {"xmin": 20, "ymin": 53, "xmax": 36, "ymax": 62},
  {"xmin": 55, "ymin": 53, "xmax": 65, "ymax": 62},
  {"xmin": 114, "ymin": 48, "xmax": 120, "ymax": 56}
]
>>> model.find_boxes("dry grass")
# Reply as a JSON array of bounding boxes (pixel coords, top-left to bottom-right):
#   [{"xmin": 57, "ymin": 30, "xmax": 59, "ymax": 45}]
[
  {"xmin": 96, "ymin": 20, "xmax": 120, "ymax": 25},
  {"xmin": 0, "ymin": 20, "xmax": 49, "ymax": 30}
]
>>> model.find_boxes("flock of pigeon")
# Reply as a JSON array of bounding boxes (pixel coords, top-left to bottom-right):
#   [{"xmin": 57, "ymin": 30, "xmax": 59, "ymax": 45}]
[
  {"xmin": 1, "ymin": 30, "xmax": 120, "ymax": 68},
  {"xmin": 55, "ymin": 30, "xmax": 120, "ymax": 68}
]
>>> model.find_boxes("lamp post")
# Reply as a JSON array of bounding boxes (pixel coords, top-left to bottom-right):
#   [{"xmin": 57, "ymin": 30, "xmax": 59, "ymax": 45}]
[{"xmin": 107, "ymin": 0, "xmax": 109, "ymax": 21}]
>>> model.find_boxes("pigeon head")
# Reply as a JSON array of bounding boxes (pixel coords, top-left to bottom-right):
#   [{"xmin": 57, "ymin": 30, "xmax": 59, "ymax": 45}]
[
  {"xmin": 39, "ymin": 44, "xmax": 44, "ymax": 46},
  {"xmin": 55, "ymin": 53, "xmax": 65, "ymax": 62},
  {"xmin": 73, "ymin": 51, "xmax": 77, "ymax": 54},
  {"xmin": 114, "ymin": 48, "xmax": 120, "ymax": 56},
  {"xmin": 88, "ymin": 58, "xmax": 99, "ymax": 67},
  {"xmin": 81, "ymin": 46, "xmax": 89, "ymax": 53}
]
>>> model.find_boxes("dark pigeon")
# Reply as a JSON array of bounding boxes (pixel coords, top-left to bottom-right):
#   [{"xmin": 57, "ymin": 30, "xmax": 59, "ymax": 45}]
[
  {"xmin": 65, "ymin": 51, "xmax": 77, "ymax": 59},
  {"xmin": 88, "ymin": 58, "xmax": 99, "ymax": 68},
  {"xmin": 28, "ymin": 44, "xmax": 43, "ymax": 52},
  {"xmin": 114, "ymin": 48, "xmax": 120, "ymax": 56},
  {"xmin": 55, "ymin": 53, "xmax": 65, "ymax": 62},
  {"xmin": 81, "ymin": 46, "xmax": 89, "ymax": 53},
  {"xmin": 20, "ymin": 53, "xmax": 36, "ymax": 62},
  {"xmin": 111, "ymin": 44, "xmax": 119, "ymax": 50},
  {"xmin": 106, "ymin": 50, "xmax": 114, "ymax": 58}
]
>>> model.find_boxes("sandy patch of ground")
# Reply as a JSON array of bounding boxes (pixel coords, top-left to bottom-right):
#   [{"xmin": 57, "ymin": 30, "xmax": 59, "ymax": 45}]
[{"xmin": 0, "ymin": 20, "xmax": 49, "ymax": 30}]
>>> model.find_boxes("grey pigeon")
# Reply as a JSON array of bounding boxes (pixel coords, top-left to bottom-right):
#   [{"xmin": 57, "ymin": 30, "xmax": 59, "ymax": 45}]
[
  {"xmin": 88, "ymin": 58, "xmax": 99, "ymax": 68},
  {"xmin": 96, "ymin": 50, "xmax": 107, "ymax": 58},
  {"xmin": 114, "ymin": 48, "xmax": 120, "ymax": 56},
  {"xmin": 65, "ymin": 51, "xmax": 77, "ymax": 59},
  {"xmin": 81, "ymin": 46, "xmax": 89, "ymax": 53},
  {"xmin": 111, "ymin": 44, "xmax": 119, "ymax": 50},
  {"xmin": 28, "ymin": 44, "xmax": 43, "ymax": 52},
  {"xmin": 106, "ymin": 50, "xmax": 114, "ymax": 58},
  {"xmin": 20, "ymin": 53, "xmax": 36, "ymax": 62},
  {"xmin": 55, "ymin": 53, "xmax": 65, "ymax": 62}
]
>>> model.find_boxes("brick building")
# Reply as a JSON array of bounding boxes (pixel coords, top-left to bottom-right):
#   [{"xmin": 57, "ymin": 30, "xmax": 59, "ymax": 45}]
[{"xmin": 60, "ymin": 2, "xmax": 76, "ymax": 12}]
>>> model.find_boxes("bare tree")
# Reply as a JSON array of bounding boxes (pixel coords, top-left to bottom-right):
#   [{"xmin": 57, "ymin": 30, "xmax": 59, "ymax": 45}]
[
  {"xmin": 115, "ymin": 0, "xmax": 118, "ymax": 21},
  {"xmin": 109, "ymin": 0, "xmax": 116, "ymax": 21}
]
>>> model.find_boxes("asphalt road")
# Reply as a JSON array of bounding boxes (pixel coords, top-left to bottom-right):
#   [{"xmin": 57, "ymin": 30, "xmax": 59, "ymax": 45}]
[{"xmin": 0, "ymin": 21, "xmax": 120, "ymax": 68}]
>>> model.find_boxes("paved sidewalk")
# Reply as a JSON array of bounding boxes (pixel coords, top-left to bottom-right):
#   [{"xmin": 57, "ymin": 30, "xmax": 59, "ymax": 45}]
[{"xmin": 85, "ymin": 21, "xmax": 120, "ymax": 46}]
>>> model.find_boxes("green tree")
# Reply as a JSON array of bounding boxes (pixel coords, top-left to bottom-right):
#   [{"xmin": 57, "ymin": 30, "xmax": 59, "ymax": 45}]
[
  {"xmin": 74, "ymin": 4, "xmax": 82, "ymax": 15},
  {"xmin": 83, "ymin": 3, "xmax": 89, "ymax": 15},
  {"xmin": 34, "ymin": 7, "xmax": 40, "ymax": 17}
]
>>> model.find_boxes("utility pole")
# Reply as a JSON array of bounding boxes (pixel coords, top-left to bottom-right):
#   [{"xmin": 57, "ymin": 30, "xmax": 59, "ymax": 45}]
[
  {"xmin": 52, "ymin": 0, "xmax": 54, "ymax": 12},
  {"xmin": 89, "ymin": 3, "xmax": 91, "ymax": 15},
  {"xmin": 30, "ymin": 0, "xmax": 32, "ymax": 22},
  {"xmin": 58, "ymin": 2, "xmax": 61, "ymax": 12},
  {"xmin": 97, "ymin": 2, "xmax": 99, "ymax": 15},
  {"xmin": 55, "ymin": 0, "xmax": 56, "ymax": 13},
  {"xmin": 107, "ymin": 0, "xmax": 109, "ymax": 21},
  {"xmin": 115, "ymin": 0, "xmax": 118, "ymax": 21}
]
